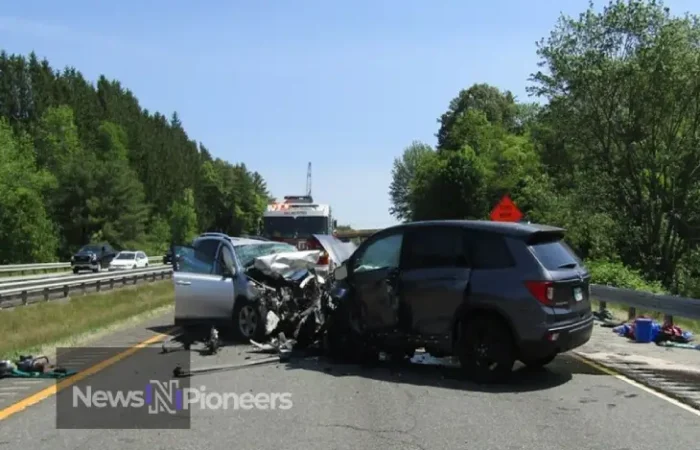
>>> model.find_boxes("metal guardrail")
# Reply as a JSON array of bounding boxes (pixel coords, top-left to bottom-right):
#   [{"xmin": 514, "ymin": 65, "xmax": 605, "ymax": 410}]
[
  {"xmin": 592, "ymin": 284, "xmax": 700, "ymax": 323},
  {"xmin": 2, "ymin": 258, "xmax": 698, "ymax": 323},
  {"xmin": 0, "ymin": 255, "xmax": 164, "ymax": 274},
  {"xmin": 0, "ymin": 266, "xmax": 173, "ymax": 308},
  {"xmin": 0, "ymin": 265, "xmax": 166, "ymax": 291}
]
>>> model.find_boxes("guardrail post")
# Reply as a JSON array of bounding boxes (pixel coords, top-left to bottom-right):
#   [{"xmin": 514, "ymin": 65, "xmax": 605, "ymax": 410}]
[
  {"xmin": 21, "ymin": 290, "xmax": 28, "ymax": 305},
  {"xmin": 96, "ymin": 280, "xmax": 101, "ymax": 292},
  {"xmin": 122, "ymin": 277, "xmax": 127, "ymax": 286},
  {"xmin": 43, "ymin": 287, "xmax": 49, "ymax": 301},
  {"xmin": 81, "ymin": 282, "xmax": 86, "ymax": 295},
  {"xmin": 628, "ymin": 307, "xmax": 636, "ymax": 321},
  {"xmin": 133, "ymin": 275, "xmax": 137, "ymax": 285},
  {"xmin": 110, "ymin": 278, "xmax": 114, "ymax": 289},
  {"xmin": 63, "ymin": 285, "xmax": 69, "ymax": 297},
  {"xmin": 599, "ymin": 301, "xmax": 607, "ymax": 311},
  {"xmin": 664, "ymin": 314, "xmax": 674, "ymax": 326},
  {"xmin": 151, "ymin": 272, "xmax": 156, "ymax": 282}
]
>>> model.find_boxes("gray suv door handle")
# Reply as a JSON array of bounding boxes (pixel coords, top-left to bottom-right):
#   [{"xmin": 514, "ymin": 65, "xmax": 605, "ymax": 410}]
[{"xmin": 175, "ymin": 281, "xmax": 191, "ymax": 286}]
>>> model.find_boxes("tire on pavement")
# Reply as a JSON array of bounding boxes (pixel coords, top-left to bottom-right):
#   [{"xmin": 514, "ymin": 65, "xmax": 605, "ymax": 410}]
[
  {"xmin": 232, "ymin": 297, "xmax": 265, "ymax": 342},
  {"xmin": 458, "ymin": 315, "xmax": 516, "ymax": 384}
]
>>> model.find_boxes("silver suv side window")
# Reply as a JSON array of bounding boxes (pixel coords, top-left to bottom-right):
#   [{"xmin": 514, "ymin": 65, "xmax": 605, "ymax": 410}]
[
  {"xmin": 353, "ymin": 233, "xmax": 403, "ymax": 274},
  {"xmin": 215, "ymin": 244, "xmax": 236, "ymax": 275},
  {"xmin": 175, "ymin": 239, "xmax": 221, "ymax": 274}
]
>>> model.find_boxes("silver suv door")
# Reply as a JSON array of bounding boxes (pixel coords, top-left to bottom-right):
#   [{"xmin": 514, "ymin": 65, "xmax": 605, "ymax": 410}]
[{"xmin": 173, "ymin": 238, "xmax": 235, "ymax": 324}]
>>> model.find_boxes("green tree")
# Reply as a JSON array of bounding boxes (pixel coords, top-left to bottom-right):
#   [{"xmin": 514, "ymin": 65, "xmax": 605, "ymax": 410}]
[
  {"xmin": 87, "ymin": 121, "xmax": 149, "ymax": 248},
  {"xmin": 437, "ymin": 83, "xmax": 518, "ymax": 150},
  {"xmin": 169, "ymin": 188, "xmax": 199, "ymax": 245},
  {"xmin": 388, "ymin": 141, "xmax": 434, "ymax": 221},
  {"xmin": 0, "ymin": 50, "xmax": 272, "ymax": 262},
  {"xmin": 410, "ymin": 147, "xmax": 488, "ymax": 221},
  {"xmin": 529, "ymin": 0, "xmax": 700, "ymax": 286},
  {"xmin": 0, "ymin": 119, "xmax": 58, "ymax": 263}
]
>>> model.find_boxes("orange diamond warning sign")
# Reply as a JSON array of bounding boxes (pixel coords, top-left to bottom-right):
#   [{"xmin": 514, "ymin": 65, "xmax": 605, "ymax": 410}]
[{"xmin": 489, "ymin": 195, "xmax": 523, "ymax": 222}]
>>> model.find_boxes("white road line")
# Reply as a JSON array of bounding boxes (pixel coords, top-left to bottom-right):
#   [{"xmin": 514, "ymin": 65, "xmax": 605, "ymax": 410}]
[
  {"xmin": 573, "ymin": 354, "xmax": 700, "ymax": 419},
  {"xmin": 0, "ymin": 386, "xmax": 31, "ymax": 391}
]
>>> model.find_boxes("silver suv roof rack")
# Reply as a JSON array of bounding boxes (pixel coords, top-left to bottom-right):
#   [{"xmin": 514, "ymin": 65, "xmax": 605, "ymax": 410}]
[{"xmin": 199, "ymin": 232, "xmax": 229, "ymax": 238}]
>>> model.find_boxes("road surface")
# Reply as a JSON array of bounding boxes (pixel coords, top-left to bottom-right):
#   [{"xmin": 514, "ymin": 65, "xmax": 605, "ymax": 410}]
[{"xmin": 0, "ymin": 312, "xmax": 698, "ymax": 449}]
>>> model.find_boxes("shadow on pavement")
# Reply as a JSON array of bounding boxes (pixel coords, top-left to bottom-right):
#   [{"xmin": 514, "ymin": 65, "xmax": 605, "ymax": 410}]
[
  {"xmin": 147, "ymin": 325, "xmax": 606, "ymax": 393},
  {"xmin": 279, "ymin": 350, "xmax": 605, "ymax": 394}
]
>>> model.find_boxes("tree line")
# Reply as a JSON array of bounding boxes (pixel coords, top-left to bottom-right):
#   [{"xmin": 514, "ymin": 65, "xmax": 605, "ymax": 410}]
[
  {"xmin": 389, "ymin": 0, "xmax": 700, "ymax": 297},
  {"xmin": 0, "ymin": 52, "xmax": 271, "ymax": 263}
]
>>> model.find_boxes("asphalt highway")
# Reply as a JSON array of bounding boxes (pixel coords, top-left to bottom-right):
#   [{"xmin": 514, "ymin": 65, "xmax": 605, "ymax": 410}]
[{"xmin": 0, "ymin": 313, "xmax": 698, "ymax": 449}]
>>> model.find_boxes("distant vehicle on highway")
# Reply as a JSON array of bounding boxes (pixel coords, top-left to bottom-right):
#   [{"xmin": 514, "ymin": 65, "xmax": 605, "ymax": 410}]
[
  {"xmin": 327, "ymin": 220, "xmax": 593, "ymax": 383},
  {"xmin": 70, "ymin": 243, "xmax": 117, "ymax": 274},
  {"xmin": 108, "ymin": 251, "xmax": 149, "ymax": 271}
]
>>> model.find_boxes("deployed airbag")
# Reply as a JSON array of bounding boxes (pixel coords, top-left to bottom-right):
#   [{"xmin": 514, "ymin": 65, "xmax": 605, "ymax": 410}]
[{"xmin": 253, "ymin": 250, "xmax": 322, "ymax": 277}]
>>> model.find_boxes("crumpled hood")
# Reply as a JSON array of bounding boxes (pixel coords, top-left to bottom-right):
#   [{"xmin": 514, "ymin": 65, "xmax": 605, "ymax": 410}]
[
  {"xmin": 253, "ymin": 250, "xmax": 322, "ymax": 277},
  {"xmin": 312, "ymin": 234, "xmax": 357, "ymax": 265}
]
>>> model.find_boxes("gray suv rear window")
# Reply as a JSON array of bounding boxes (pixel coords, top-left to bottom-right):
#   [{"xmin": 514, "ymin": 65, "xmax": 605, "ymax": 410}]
[{"xmin": 530, "ymin": 240, "xmax": 581, "ymax": 270}]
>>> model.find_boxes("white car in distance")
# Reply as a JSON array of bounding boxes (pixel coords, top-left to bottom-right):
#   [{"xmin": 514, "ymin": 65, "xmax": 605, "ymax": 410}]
[{"xmin": 109, "ymin": 251, "xmax": 149, "ymax": 271}]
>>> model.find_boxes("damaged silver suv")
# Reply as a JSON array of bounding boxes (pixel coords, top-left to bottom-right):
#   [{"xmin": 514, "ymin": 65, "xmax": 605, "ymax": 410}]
[
  {"xmin": 172, "ymin": 232, "xmax": 352, "ymax": 342},
  {"xmin": 327, "ymin": 220, "xmax": 594, "ymax": 383}
]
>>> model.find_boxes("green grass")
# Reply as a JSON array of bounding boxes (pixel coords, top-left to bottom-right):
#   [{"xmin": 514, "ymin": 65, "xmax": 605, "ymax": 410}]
[
  {"xmin": 0, "ymin": 281, "xmax": 174, "ymax": 359},
  {"xmin": 592, "ymin": 299, "xmax": 700, "ymax": 333}
]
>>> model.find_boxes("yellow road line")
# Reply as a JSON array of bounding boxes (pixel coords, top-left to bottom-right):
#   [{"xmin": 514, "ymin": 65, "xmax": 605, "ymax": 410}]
[
  {"xmin": 0, "ymin": 328, "xmax": 177, "ymax": 422},
  {"xmin": 572, "ymin": 353, "xmax": 700, "ymax": 419}
]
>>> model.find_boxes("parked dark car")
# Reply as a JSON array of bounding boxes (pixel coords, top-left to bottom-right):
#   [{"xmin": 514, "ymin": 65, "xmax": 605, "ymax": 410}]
[
  {"xmin": 326, "ymin": 220, "xmax": 593, "ymax": 383},
  {"xmin": 71, "ymin": 243, "xmax": 117, "ymax": 274}
]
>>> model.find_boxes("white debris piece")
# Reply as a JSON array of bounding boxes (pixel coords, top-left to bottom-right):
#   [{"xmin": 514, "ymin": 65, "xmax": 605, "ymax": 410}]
[
  {"xmin": 253, "ymin": 250, "xmax": 322, "ymax": 276},
  {"xmin": 265, "ymin": 311, "xmax": 280, "ymax": 335}
]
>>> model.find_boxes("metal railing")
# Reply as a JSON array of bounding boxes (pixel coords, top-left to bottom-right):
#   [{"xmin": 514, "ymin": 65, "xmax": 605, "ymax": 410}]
[
  {"xmin": 0, "ymin": 255, "xmax": 164, "ymax": 275},
  {"xmin": 0, "ymin": 266, "xmax": 173, "ymax": 308},
  {"xmin": 2, "ymin": 257, "xmax": 698, "ymax": 324},
  {"xmin": 592, "ymin": 284, "xmax": 700, "ymax": 324}
]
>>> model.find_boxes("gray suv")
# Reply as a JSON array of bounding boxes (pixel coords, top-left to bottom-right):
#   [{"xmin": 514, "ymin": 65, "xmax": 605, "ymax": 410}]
[{"xmin": 328, "ymin": 220, "xmax": 593, "ymax": 383}]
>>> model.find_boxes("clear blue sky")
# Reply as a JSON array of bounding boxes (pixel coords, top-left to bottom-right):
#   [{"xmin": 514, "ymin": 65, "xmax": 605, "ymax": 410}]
[{"xmin": 1, "ymin": 0, "xmax": 696, "ymax": 229}]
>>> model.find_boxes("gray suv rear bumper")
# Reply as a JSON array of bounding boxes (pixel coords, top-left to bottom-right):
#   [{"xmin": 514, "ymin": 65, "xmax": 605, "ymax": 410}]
[{"xmin": 518, "ymin": 315, "xmax": 594, "ymax": 360}]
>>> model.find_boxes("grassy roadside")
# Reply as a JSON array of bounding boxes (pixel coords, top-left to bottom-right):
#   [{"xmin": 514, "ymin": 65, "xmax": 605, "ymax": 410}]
[
  {"xmin": 592, "ymin": 299, "xmax": 700, "ymax": 333},
  {"xmin": 0, "ymin": 281, "xmax": 174, "ymax": 359}
]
